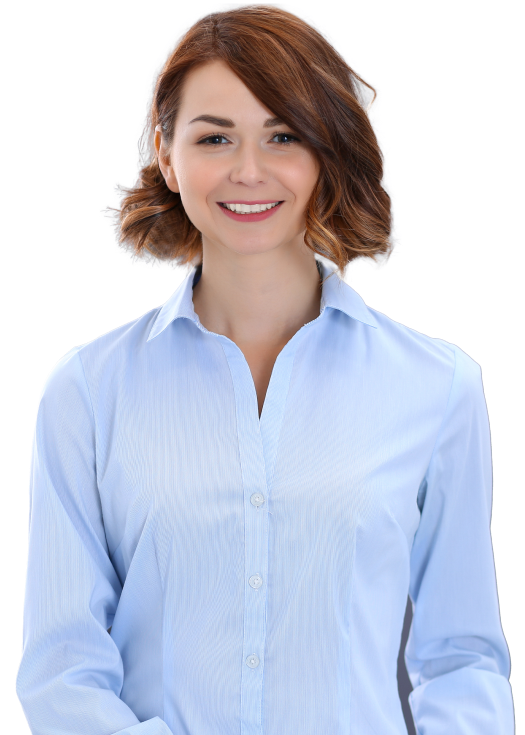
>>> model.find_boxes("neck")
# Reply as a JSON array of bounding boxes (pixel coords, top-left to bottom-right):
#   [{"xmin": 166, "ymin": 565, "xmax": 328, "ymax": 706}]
[{"xmin": 191, "ymin": 241, "xmax": 322, "ymax": 349}]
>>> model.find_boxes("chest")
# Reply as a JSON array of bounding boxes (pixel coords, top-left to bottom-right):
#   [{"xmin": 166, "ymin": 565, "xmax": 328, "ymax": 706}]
[{"xmin": 239, "ymin": 343, "xmax": 286, "ymax": 418}]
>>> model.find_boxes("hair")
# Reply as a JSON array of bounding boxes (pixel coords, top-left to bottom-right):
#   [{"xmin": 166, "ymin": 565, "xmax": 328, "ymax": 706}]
[{"xmin": 110, "ymin": 4, "xmax": 393, "ymax": 276}]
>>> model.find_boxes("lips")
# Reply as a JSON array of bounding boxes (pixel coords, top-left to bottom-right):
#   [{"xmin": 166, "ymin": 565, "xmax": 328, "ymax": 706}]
[
  {"xmin": 217, "ymin": 201, "xmax": 284, "ymax": 223},
  {"xmin": 217, "ymin": 199, "xmax": 284, "ymax": 209}
]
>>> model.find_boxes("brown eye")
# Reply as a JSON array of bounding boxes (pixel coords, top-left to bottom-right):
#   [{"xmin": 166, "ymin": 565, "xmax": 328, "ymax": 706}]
[{"xmin": 197, "ymin": 133, "xmax": 301, "ymax": 148}]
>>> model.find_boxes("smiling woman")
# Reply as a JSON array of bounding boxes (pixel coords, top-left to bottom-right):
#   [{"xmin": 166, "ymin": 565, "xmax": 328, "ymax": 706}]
[
  {"xmin": 141, "ymin": 52, "xmax": 334, "ymax": 418},
  {"xmin": 112, "ymin": 4, "xmax": 392, "ymax": 273},
  {"xmin": 16, "ymin": 5, "xmax": 515, "ymax": 735}
]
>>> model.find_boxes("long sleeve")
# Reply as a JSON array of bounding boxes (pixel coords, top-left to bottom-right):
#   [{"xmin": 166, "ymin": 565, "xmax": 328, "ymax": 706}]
[
  {"xmin": 16, "ymin": 347, "xmax": 173, "ymax": 735},
  {"xmin": 14, "ymin": 262, "xmax": 518, "ymax": 735},
  {"xmin": 406, "ymin": 344, "xmax": 515, "ymax": 733}
]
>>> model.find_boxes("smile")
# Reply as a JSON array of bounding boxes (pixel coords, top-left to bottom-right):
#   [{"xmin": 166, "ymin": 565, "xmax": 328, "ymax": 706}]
[{"xmin": 217, "ymin": 201, "xmax": 284, "ymax": 222}]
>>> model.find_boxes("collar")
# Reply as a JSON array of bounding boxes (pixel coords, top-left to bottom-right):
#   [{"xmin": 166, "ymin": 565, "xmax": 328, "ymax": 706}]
[{"xmin": 146, "ymin": 259, "xmax": 378, "ymax": 343}]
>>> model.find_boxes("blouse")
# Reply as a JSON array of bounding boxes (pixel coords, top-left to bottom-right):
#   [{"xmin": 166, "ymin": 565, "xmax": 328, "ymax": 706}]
[{"xmin": 16, "ymin": 258, "xmax": 515, "ymax": 735}]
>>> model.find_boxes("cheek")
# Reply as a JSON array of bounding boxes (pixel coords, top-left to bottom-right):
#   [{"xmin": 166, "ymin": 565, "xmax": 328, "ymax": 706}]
[
  {"xmin": 178, "ymin": 157, "xmax": 211, "ymax": 197},
  {"xmin": 175, "ymin": 155, "xmax": 230, "ymax": 234},
  {"xmin": 283, "ymin": 155, "xmax": 319, "ymax": 203}
]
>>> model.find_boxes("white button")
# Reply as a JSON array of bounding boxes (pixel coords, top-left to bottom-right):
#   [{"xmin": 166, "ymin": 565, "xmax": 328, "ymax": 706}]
[
  {"xmin": 250, "ymin": 492, "xmax": 264, "ymax": 507},
  {"xmin": 249, "ymin": 574, "xmax": 263, "ymax": 589},
  {"xmin": 246, "ymin": 654, "xmax": 260, "ymax": 668}
]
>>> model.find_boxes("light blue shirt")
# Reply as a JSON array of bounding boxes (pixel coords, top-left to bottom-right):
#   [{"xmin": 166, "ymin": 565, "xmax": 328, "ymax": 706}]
[{"xmin": 16, "ymin": 259, "xmax": 514, "ymax": 735}]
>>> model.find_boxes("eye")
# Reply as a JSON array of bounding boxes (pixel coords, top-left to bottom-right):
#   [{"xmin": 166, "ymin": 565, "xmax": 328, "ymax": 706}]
[
  {"xmin": 274, "ymin": 133, "xmax": 301, "ymax": 145},
  {"xmin": 197, "ymin": 133, "xmax": 226, "ymax": 147},
  {"xmin": 197, "ymin": 133, "xmax": 301, "ymax": 148}
]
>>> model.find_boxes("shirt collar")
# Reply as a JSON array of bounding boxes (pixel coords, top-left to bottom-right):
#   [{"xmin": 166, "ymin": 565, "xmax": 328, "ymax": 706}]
[{"xmin": 146, "ymin": 259, "xmax": 378, "ymax": 343}]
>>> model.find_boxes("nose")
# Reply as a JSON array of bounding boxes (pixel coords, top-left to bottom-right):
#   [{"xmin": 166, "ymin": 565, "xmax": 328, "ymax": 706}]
[{"xmin": 229, "ymin": 141, "xmax": 269, "ymax": 187}]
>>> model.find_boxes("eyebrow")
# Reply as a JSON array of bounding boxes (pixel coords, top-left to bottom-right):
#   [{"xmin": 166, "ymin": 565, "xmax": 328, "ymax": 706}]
[{"xmin": 188, "ymin": 114, "xmax": 285, "ymax": 128}]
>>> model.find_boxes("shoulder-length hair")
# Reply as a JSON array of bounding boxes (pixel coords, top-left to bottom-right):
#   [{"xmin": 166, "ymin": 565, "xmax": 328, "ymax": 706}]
[{"xmin": 112, "ymin": 4, "xmax": 392, "ymax": 275}]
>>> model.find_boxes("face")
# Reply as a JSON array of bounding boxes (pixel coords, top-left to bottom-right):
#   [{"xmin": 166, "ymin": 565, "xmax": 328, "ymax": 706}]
[{"xmin": 155, "ymin": 59, "xmax": 320, "ymax": 258}]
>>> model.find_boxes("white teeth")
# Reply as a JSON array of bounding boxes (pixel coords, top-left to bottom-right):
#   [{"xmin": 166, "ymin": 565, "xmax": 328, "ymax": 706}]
[{"xmin": 222, "ymin": 202, "xmax": 280, "ymax": 214}]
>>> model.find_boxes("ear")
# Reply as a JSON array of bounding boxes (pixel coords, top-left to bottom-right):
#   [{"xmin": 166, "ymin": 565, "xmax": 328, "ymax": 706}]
[{"xmin": 154, "ymin": 125, "xmax": 180, "ymax": 194}]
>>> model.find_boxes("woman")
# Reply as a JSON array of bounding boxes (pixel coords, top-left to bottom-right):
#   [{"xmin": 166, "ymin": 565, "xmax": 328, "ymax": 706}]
[
  {"xmin": 155, "ymin": 60, "xmax": 321, "ymax": 416},
  {"xmin": 16, "ymin": 5, "xmax": 514, "ymax": 735}
]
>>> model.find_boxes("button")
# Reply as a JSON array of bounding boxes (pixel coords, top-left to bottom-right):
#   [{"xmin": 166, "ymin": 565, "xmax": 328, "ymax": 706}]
[
  {"xmin": 250, "ymin": 492, "xmax": 265, "ymax": 507},
  {"xmin": 246, "ymin": 654, "xmax": 260, "ymax": 668},
  {"xmin": 249, "ymin": 574, "xmax": 263, "ymax": 589}
]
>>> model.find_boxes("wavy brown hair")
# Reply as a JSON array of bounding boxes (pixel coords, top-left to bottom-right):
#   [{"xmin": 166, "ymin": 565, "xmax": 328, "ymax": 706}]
[{"xmin": 111, "ymin": 4, "xmax": 392, "ymax": 275}]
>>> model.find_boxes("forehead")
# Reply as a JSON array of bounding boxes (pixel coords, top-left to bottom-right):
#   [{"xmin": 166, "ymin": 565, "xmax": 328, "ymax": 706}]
[{"xmin": 178, "ymin": 59, "xmax": 274, "ymax": 122}]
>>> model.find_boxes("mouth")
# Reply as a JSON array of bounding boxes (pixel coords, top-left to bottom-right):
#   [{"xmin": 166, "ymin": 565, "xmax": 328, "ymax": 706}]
[
  {"xmin": 217, "ymin": 200, "xmax": 284, "ymax": 214},
  {"xmin": 217, "ymin": 200, "xmax": 284, "ymax": 222}
]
